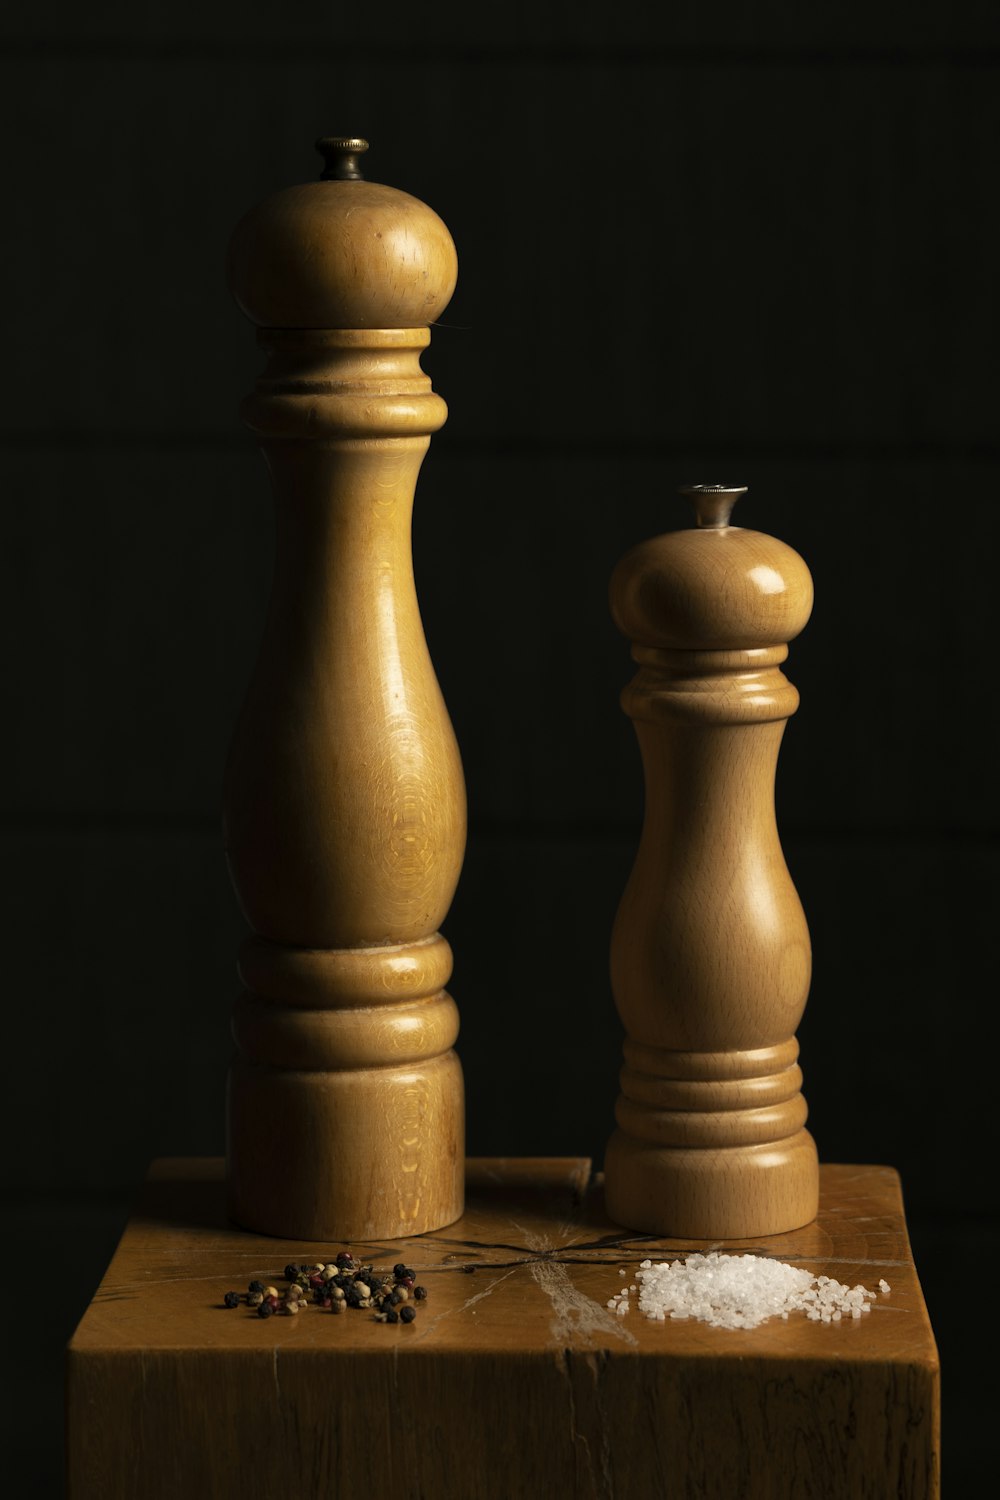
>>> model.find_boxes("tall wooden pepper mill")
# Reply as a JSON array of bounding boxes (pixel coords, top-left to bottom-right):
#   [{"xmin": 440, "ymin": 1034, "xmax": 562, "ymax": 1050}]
[
  {"xmin": 224, "ymin": 138, "xmax": 465, "ymax": 1240},
  {"xmin": 605, "ymin": 484, "xmax": 819, "ymax": 1239}
]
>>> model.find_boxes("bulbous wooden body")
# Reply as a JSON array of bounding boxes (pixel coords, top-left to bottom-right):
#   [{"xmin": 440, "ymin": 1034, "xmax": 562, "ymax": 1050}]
[
  {"xmin": 605, "ymin": 511, "xmax": 819, "ymax": 1238},
  {"xmin": 224, "ymin": 333, "xmax": 465, "ymax": 952},
  {"xmin": 224, "ymin": 155, "xmax": 465, "ymax": 1240}
]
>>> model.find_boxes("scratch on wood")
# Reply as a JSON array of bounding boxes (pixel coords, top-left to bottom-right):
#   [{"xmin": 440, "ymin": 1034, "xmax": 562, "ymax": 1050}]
[
  {"xmin": 779, "ymin": 1257, "xmax": 912, "ymax": 1268},
  {"xmin": 103, "ymin": 1272, "xmax": 271, "ymax": 1291},
  {"xmin": 531, "ymin": 1256, "xmax": 637, "ymax": 1348},
  {"xmin": 413, "ymin": 1268, "xmax": 517, "ymax": 1340},
  {"xmin": 515, "ymin": 1224, "xmax": 637, "ymax": 1348}
]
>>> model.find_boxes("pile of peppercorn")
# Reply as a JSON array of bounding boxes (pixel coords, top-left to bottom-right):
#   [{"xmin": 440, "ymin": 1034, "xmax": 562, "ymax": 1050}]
[{"xmin": 223, "ymin": 1251, "xmax": 428, "ymax": 1324}]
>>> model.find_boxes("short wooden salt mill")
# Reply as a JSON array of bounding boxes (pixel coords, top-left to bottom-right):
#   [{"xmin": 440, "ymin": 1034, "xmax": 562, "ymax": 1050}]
[
  {"xmin": 605, "ymin": 485, "xmax": 819, "ymax": 1239},
  {"xmin": 224, "ymin": 138, "xmax": 465, "ymax": 1240}
]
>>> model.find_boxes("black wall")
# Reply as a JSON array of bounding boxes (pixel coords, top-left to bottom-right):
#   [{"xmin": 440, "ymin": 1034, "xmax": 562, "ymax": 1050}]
[{"xmin": 3, "ymin": 3, "xmax": 996, "ymax": 1493}]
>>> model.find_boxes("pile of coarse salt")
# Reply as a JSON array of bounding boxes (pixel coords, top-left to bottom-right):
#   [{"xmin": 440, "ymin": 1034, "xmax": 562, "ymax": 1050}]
[{"xmin": 607, "ymin": 1253, "xmax": 891, "ymax": 1330}]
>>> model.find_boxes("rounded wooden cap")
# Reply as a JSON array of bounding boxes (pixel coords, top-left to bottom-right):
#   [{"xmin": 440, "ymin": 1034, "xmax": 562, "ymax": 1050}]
[
  {"xmin": 227, "ymin": 138, "xmax": 458, "ymax": 330},
  {"xmin": 611, "ymin": 486, "xmax": 814, "ymax": 649}
]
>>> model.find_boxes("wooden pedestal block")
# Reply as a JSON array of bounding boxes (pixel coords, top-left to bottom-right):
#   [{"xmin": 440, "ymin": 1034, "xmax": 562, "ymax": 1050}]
[{"xmin": 67, "ymin": 1159, "xmax": 939, "ymax": 1500}]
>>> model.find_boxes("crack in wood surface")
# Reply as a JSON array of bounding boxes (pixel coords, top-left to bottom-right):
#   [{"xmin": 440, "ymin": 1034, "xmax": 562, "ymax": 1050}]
[{"xmin": 561, "ymin": 1349, "xmax": 617, "ymax": 1498}]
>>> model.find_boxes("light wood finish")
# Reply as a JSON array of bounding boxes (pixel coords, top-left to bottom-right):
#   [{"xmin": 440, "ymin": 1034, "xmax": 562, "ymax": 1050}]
[
  {"xmin": 223, "ymin": 143, "xmax": 465, "ymax": 1239},
  {"xmin": 67, "ymin": 1157, "xmax": 939, "ymax": 1500},
  {"xmin": 605, "ymin": 486, "xmax": 819, "ymax": 1237}
]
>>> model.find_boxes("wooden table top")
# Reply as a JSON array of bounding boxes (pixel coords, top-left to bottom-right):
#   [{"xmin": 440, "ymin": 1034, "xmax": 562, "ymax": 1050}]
[{"xmin": 70, "ymin": 1157, "xmax": 937, "ymax": 1369}]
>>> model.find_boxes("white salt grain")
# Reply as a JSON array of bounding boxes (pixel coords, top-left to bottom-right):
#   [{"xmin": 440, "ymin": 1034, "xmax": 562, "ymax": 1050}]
[
  {"xmin": 879, "ymin": 1279, "xmax": 891, "ymax": 1295},
  {"xmin": 611, "ymin": 1252, "xmax": 885, "ymax": 1330}
]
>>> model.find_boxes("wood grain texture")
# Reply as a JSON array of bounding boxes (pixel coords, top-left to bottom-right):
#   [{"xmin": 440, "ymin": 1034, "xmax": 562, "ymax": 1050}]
[
  {"xmin": 66, "ymin": 1158, "xmax": 939, "ymax": 1500},
  {"xmin": 606, "ymin": 494, "xmax": 819, "ymax": 1238},
  {"xmin": 223, "ymin": 154, "xmax": 465, "ymax": 1240}
]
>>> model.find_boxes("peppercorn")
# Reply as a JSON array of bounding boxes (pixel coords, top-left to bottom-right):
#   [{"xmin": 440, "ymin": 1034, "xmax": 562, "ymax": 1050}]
[
  {"xmin": 336, "ymin": 1251, "xmax": 354, "ymax": 1268},
  {"xmin": 399, "ymin": 1305, "xmax": 416, "ymax": 1324},
  {"xmin": 396, "ymin": 1287, "xmax": 409, "ymax": 1301},
  {"xmin": 393, "ymin": 1263, "xmax": 408, "ymax": 1280},
  {"xmin": 248, "ymin": 1280, "xmax": 265, "ymax": 1295},
  {"xmin": 387, "ymin": 1290, "xmax": 402, "ymax": 1307},
  {"xmin": 299, "ymin": 1263, "xmax": 311, "ymax": 1273},
  {"xmin": 257, "ymin": 1301, "xmax": 274, "ymax": 1319},
  {"xmin": 385, "ymin": 1308, "xmax": 399, "ymax": 1324},
  {"xmin": 331, "ymin": 1299, "xmax": 345, "ymax": 1315},
  {"xmin": 284, "ymin": 1263, "xmax": 299, "ymax": 1282},
  {"xmin": 344, "ymin": 1286, "xmax": 364, "ymax": 1308},
  {"xmin": 286, "ymin": 1299, "xmax": 300, "ymax": 1315},
  {"xmin": 414, "ymin": 1286, "xmax": 428, "ymax": 1300},
  {"xmin": 331, "ymin": 1286, "xmax": 345, "ymax": 1301},
  {"xmin": 248, "ymin": 1292, "xmax": 264, "ymax": 1307},
  {"xmin": 223, "ymin": 1291, "xmax": 241, "ymax": 1309}
]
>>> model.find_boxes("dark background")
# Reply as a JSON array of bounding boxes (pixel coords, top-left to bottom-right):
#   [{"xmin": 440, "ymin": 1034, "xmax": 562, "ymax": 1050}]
[{"xmin": 3, "ymin": 2, "xmax": 997, "ymax": 1494}]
